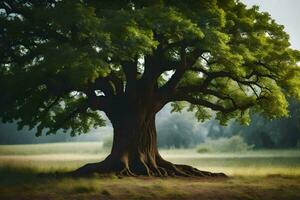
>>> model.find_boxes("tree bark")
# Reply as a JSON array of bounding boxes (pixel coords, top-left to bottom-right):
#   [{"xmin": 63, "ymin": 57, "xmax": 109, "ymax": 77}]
[{"xmin": 72, "ymin": 106, "xmax": 226, "ymax": 177}]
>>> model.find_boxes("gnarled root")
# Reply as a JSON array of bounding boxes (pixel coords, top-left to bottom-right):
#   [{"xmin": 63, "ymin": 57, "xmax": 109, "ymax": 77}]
[
  {"xmin": 70, "ymin": 155, "xmax": 227, "ymax": 178},
  {"xmin": 156, "ymin": 156, "xmax": 226, "ymax": 177}
]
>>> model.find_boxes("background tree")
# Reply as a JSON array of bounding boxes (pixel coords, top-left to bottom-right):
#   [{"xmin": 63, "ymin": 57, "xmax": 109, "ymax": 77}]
[
  {"xmin": 1, "ymin": 0, "xmax": 299, "ymax": 177},
  {"xmin": 207, "ymin": 98, "xmax": 300, "ymax": 148},
  {"xmin": 157, "ymin": 112, "xmax": 205, "ymax": 149}
]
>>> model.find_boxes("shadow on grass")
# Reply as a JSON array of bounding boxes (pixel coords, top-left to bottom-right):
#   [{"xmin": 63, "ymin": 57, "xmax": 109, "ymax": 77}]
[
  {"xmin": 0, "ymin": 165, "xmax": 228, "ymax": 185},
  {"xmin": 0, "ymin": 165, "xmax": 134, "ymax": 187},
  {"xmin": 1, "ymin": 166, "xmax": 300, "ymax": 200},
  {"xmin": 0, "ymin": 166, "xmax": 55, "ymax": 186}
]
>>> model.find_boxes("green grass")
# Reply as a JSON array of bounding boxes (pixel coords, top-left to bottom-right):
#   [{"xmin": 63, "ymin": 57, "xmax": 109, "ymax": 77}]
[
  {"xmin": 0, "ymin": 143, "xmax": 300, "ymax": 199},
  {"xmin": 0, "ymin": 142, "xmax": 105, "ymax": 155},
  {"xmin": 1, "ymin": 143, "xmax": 300, "ymax": 176},
  {"xmin": 0, "ymin": 167, "xmax": 299, "ymax": 200}
]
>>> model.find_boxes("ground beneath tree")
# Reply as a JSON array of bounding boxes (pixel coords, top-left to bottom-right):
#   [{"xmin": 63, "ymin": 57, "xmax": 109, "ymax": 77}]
[
  {"xmin": 1, "ymin": 147, "xmax": 300, "ymax": 199},
  {"xmin": 1, "ymin": 168, "xmax": 300, "ymax": 200}
]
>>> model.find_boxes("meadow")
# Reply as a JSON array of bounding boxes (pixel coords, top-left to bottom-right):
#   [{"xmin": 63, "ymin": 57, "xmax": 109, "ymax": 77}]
[{"xmin": 0, "ymin": 142, "xmax": 300, "ymax": 200}]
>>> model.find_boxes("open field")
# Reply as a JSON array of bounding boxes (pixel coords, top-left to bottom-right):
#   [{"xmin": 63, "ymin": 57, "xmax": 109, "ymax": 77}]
[
  {"xmin": 1, "ymin": 142, "xmax": 300, "ymax": 176},
  {"xmin": 0, "ymin": 142, "xmax": 300, "ymax": 200}
]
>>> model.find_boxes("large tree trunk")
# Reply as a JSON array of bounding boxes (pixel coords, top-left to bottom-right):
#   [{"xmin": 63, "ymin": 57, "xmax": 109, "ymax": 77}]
[{"xmin": 72, "ymin": 106, "xmax": 226, "ymax": 177}]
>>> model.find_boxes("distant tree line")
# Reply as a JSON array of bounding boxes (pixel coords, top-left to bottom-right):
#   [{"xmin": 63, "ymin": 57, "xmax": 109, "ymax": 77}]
[{"xmin": 207, "ymin": 99, "xmax": 300, "ymax": 149}]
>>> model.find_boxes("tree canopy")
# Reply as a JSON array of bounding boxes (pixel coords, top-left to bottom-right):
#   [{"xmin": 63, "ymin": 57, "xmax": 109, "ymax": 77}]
[{"xmin": 1, "ymin": 0, "xmax": 300, "ymax": 136}]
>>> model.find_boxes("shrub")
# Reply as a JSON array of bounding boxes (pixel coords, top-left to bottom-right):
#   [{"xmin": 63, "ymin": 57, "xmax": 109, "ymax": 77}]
[
  {"xmin": 197, "ymin": 148, "xmax": 210, "ymax": 153},
  {"xmin": 102, "ymin": 136, "xmax": 113, "ymax": 149},
  {"xmin": 197, "ymin": 135, "xmax": 254, "ymax": 153}
]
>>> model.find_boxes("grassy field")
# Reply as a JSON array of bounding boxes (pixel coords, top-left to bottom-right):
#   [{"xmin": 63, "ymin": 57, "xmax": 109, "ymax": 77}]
[{"xmin": 0, "ymin": 142, "xmax": 300, "ymax": 200}]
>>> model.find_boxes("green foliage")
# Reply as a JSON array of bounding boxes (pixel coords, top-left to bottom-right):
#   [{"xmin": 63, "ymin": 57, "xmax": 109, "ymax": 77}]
[
  {"xmin": 0, "ymin": 0, "xmax": 299, "ymax": 136},
  {"xmin": 170, "ymin": 101, "xmax": 186, "ymax": 113},
  {"xmin": 187, "ymin": 105, "xmax": 212, "ymax": 122}
]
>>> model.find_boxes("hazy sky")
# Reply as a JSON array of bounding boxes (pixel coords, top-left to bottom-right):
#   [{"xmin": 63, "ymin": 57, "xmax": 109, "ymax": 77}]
[{"xmin": 242, "ymin": 0, "xmax": 300, "ymax": 50}]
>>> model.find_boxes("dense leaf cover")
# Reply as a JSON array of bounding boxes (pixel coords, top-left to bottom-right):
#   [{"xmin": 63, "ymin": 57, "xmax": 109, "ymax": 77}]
[{"xmin": 1, "ymin": 0, "xmax": 299, "ymax": 136}]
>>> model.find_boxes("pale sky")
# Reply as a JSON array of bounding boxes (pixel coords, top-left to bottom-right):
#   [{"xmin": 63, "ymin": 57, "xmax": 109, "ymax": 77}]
[{"xmin": 242, "ymin": 0, "xmax": 300, "ymax": 50}]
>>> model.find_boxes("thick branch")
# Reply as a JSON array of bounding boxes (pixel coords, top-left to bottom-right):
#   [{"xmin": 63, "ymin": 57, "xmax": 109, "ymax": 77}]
[
  {"xmin": 188, "ymin": 68, "xmax": 274, "ymax": 94},
  {"xmin": 177, "ymin": 86, "xmax": 238, "ymax": 108},
  {"xmin": 121, "ymin": 59, "xmax": 138, "ymax": 94},
  {"xmin": 84, "ymin": 88, "xmax": 109, "ymax": 112},
  {"xmin": 92, "ymin": 76, "xmax": 115, "ymax": 97},
  {"xmin": 107, "ymin": 72, "xmax": 124, "ymax": 95},
  {"xmin": 159, "ymin": 48, "xmax": 203, "ymax": 93},
  {"xmin": 170, "ymin": 93, "xmax": 259, "ymax": 114},
  {"xmin": 140, "ymin": 33, "xmax": 171, "ymax": 89}
]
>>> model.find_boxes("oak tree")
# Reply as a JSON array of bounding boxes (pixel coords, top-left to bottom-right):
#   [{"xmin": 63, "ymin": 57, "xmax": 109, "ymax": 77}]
[{"xmin": 1, "ymin": 0, "xmax": 300, "ymax": 177}]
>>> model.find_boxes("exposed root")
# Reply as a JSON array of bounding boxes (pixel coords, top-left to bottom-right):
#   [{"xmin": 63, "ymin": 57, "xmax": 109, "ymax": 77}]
[
  {"xmin": 174, "ymin": 164, "xmax": 226, "ymax": 177},
  {"xmin": 157, "ymin": 167, "xmax": 168, "ymax": 177},
  {"xmin": 70, "ymin": 157, "xmax": 112, "ymax": 176},
  {"xmin": 118, "ymin": 168, "xmax": 137, "ymax": 177},
  {"xmin": 70, "ymin": 155, "xmax": 227, "ymax": 178}
]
